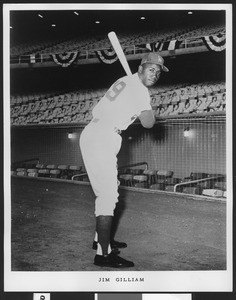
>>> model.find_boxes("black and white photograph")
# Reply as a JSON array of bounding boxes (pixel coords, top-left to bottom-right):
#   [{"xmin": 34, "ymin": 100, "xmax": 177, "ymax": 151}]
[{"xmin": 3, "ymin": 2, "xmax": 233, "ymax": 293}]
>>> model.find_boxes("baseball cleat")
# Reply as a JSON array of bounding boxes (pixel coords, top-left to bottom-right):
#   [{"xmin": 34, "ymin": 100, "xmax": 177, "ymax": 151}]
[
  {"xmin": 92, "ymin": 239, "xmax": 127, "ymax": 250},
  {"xmin": 94, "ymin": 252, "xmax": 134, "ymax": 268},
  {"xmin": 111, "ymin": 239, "xmax": 127, "ymax": 249}
]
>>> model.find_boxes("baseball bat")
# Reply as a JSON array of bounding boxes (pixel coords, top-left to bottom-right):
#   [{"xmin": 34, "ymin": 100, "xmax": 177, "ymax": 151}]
[{"xmin": 108, "ymin": 31, "xmax": 132, "ymax": 76}]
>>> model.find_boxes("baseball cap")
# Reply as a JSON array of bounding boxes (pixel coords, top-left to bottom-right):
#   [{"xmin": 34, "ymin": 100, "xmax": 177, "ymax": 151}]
[{"xmin": 141, "ymin": 52, "xmax": 169, "ymax": 72}]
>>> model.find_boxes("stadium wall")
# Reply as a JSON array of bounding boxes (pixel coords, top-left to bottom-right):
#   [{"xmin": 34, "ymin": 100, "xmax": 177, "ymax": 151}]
[
  {"xmin": 11, "ymin": 121, "xmax": 226, "ymax": 179},
  {"xmin": 119, "ymin": 121, "xmax": 226, "ymax": 178}
]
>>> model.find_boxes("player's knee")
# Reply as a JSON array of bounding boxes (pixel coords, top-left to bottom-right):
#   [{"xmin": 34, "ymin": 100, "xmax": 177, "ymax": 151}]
[
  {"xmin": 95, "ymin": 195, "xmax": 118, "ymax": 217},
  {"xmin": 95, "ymin": 205, "xmax": 115, "ymax": 217}
]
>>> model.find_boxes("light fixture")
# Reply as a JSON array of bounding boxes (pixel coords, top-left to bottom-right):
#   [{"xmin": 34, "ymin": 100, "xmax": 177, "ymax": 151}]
[
  {"xmin": 95, "ymin": 21, "xmax": 100, "ymax": 24},
  {"xmin": 10, "ymin": 26, "xmax": 13, "ymax": 29},
  {"xmin": 51, "ymin": 24, "xmax": 56, "ymax": 27},
  {"xmin": 184, "ymin": 127, "xmax": 195, "ymax": 138},
  {"xmin": 38, "ymin": 14, "xmax": 43, "ymax": 18},
  {"xmin": 184, "ymin": 127, "xmax": 190, "ymax": 137},
  {"xmin": 74, "ymin": 12, "xmax": 79, "ymax": 16},
  {"xmin": 68, "ymin": 132, "xmax": 76, "ymax": 139},
  {"xmin": 188, "ymin": 11, "xmax": 193, "ymax": 15},
  {"xmin": 140, "ymin": 16, "xmax": 146, "ymax": 20}
]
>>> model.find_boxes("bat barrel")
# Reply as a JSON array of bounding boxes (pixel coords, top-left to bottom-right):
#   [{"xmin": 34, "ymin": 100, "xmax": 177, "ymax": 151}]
[{"xmin": 108, "ymin": 31, "xmax": 132, "ymax": 76}]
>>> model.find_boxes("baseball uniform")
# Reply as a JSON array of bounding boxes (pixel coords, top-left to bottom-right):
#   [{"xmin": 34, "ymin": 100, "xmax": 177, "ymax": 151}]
[{"xmin": 80, "ymin": 72, "xmax": 152, "ymax": 217}]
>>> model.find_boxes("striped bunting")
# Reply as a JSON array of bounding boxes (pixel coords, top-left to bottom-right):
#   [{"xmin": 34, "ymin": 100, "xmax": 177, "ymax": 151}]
[
  {"xmin": 146, "ymin": 40, "xmax": 183, "ymax": 52},
  {"xmin": 95, "ymin": 48, "xmax": 119, "ymax": 64},
  {"xmin": 51, "ymin": 51, "xmax": 79, "ymax": 67},
  {"xmin": 30, "ymin": 53, "xmax": 42, "ymax": 63},
  {"xmin": 202, "ymin": 34, "xmax": 226, "ymax": 52}
]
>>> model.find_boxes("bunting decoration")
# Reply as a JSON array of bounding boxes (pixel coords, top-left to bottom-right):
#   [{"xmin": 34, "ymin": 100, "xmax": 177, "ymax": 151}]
[
  {"xmin": 146, "ymin": 40, "xmax": 183, "ymax": 52},
  {"xmin": 168, "ymin": 40, "xmax": 182, "ymax": 51},
  {"xmin": 11, "ymin": 32, "xmax": 226, "ymax": 66},
  {"xmin": 138, "ymin": 44, "xmax": 150, "ymax": 51},
  {"xmin": 30, "ymin": 53, "xmax": 42, "ymax": 64},
  {"xmin": 51, "ymin": 51, "xmax": 79, "ymax": 67},
  {"xmin": 202, "ymin": 34, "xmax": 226, "ymax": 52},
  {"xmin": 95, "ymin": 48, "xmax": 119, "ymax": 64}
]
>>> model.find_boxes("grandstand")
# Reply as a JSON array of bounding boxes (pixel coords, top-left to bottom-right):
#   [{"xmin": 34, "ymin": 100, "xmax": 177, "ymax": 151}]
[
  {"xmin": 10, "ymin": 22, "xmax": 225, "ymax": 57},
  {"xmin": 10, "ymin": 81, "xmax": 226, "ymax": 126}
]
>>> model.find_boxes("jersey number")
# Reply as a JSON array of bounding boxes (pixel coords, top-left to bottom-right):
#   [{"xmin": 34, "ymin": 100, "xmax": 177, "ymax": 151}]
[{"xmin": 105, "ymin": 80, "xmax": 126, "ymax": 102}]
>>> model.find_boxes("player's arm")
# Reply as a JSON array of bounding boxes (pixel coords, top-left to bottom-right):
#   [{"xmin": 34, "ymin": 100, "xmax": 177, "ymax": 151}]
[{"xmin": 139, "ymin": 109, "xmax": 155, "ymax": 128}]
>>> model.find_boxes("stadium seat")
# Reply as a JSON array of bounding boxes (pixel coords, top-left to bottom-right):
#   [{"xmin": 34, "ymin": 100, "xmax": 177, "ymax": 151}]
[
  {"xmin": 208, "ymin": 95, "xmax": 222, "ymax": 111},
  {"xmin": 127, "ymin": 168, "xmax": 144, "ymax": 175},
  {"xmin": 212, "ymin": 84, "xmax": 221, "ymax": 94},
  {"xmin": 49, "ymin": 169, "xmax": 61, "ymax": 178},
  {"xmin": 204, "ymin": 85, "xmax": 213, "ymax": 96},
  {"xmin": 165, "ymin": 177, "xmax": 181, "ymax": 185},
  {"xmin": 175, "ymin": 101, "xmax": 186, "ymax": 114},
  {"xmin": 143, "ymin": 169, "xmax": 156, "ymax": 185},
  {"xmin": 186, "ymin": 87, "xmax": 194, "ymax": 100},
  {"xmin": 162, "ymin": 94, "xmax": 172, "ymax": 105},
  {"xmin": 16, "ymin": 171, "xmax": 27, "ymax": 176},
  {"xmin": 156, "ymin": 170, "xmax": 174, "ymax": 183},
  {"xmin": 67, "ymin": 165, "xmax": 82, "ymax": 179},
  {"xmin": 27, "ymin": 168, "xmax": 38, "ymax": 175},
  {"xmin": 28, "ymin": 171, "xmax": 38, "ymax": 177},
  {"xmin": 161, "ymin": 104, "xmax": 174, "ymax": 116},
  {"xmin": 169, "ymin": 103, "xmax": 181, "ymax": 115},
  {"xmin": 197, "ymin": 85, "xmax": 206, "ymax": 97},
  {"xmin": 195, "ymin": 97, "xmax": 207, "ymax": 113},
  {"xmin": 36, "ymin": 163, "xmax": 46, "ymax": 169},
  {"xmin": 119, "ymin": 174, "xmax": 133, "ymax": 187},
  {"xmin": 182, "ymin": 186, "xmax": 202, "ymax": 195},
  {"xmin": 220, "ymin": 84, "xmax": 226, "ymax": 93},
  {"xmin": 16, "ymin": 168, "xmax": 27, "ymax": 172},
  {"xmin": 184, "ymin": 99, "xmax": 199, "ymax": 114},
  {"xmin": 171, "ymin": 92, "xmax": 180, "ymax": 104},
  {"xmin": 214, "ymin": 181, "xmax": 226, "ymax": 191},
  {"xmin": 179, "ymin": 89, "xmax": 189, "ymax": 102},
  {"xmin": 202, "ymin": 189, "xmax": 224, "ymax": 197},
  {"xmin": 38, "ymin": 169, "xmax": 50, "ymax": 177},
  {"xmin": 46, "ymin": 164, "xmax": 57, "ymax": 170},
  {"xmin": 57, "ymin": 165, "xmax": 69, "ymax": 179},
  {"xmin": 133, "ymin": 175, "xmax": 149, "ymax": 188},
  {"xmin": 56, "ymin": 96, "xmax": 63, "ymax": 107},
  {"xmin": 185, "ymin": 172, "xmax": 209, "ymax": 181}
]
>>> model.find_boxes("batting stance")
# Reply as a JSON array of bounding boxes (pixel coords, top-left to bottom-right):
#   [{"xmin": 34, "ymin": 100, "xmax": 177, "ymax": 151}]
[{"xmin": 80, "ymin": 52, "xmax": 169, "ymax": 268}]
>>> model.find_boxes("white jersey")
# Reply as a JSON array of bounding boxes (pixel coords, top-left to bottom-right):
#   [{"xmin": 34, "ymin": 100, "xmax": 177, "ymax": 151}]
[{"xmin": 92, "ymin": 73, "xmax": 152, "ymax": 131}]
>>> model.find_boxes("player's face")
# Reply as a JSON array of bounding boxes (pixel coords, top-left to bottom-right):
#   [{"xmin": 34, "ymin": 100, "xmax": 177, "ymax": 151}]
[{"xmin": 138, "ymin": 63, "xmax": 162, "ymax": 87}]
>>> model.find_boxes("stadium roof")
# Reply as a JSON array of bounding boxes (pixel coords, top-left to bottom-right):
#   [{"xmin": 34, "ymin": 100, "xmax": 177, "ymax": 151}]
[{"xmin": 9, "ymin": 9, "xmax": 225, "ymax": 44}]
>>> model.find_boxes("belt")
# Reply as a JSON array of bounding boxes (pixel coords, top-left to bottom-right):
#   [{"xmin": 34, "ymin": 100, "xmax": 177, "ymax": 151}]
[{"xmin": 92, "ymin": 118, "xmax": 122, "ymax": 135}]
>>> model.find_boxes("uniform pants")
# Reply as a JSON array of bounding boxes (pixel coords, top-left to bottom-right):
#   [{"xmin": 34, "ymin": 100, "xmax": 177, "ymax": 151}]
[{"xmin": 80, "ymin": 122, "xmax": 122, "ymax": 216}]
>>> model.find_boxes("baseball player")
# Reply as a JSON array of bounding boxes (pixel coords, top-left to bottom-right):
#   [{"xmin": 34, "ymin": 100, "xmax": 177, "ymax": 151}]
[{"xmin": 80, "ymin": 52, "xmax": 169, "ymax": 268}]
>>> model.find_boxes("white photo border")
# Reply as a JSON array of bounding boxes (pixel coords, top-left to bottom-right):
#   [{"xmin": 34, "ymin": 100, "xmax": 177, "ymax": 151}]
[{"xmin": 3, "ymin": 3, "xmax": 233, "ymax": 292}]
